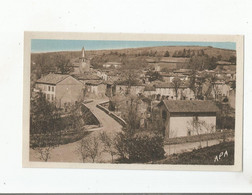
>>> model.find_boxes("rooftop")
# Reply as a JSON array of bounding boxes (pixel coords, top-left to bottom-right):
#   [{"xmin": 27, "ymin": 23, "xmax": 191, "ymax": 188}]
[
  {"xmin": 85, "ymin": 80, "xmax": 104, "ymax": 85},
  {"xmin": 160, "ymin": 100, "xmax": 219, "ymax": 113},
  {"xmin": 36, "ymin": 73, "xmax": 70, "ymax": 85},
  {"xmin": 74, "ymin": 73, "xmax": 101, "ymax": 80},
  {"xmin": 144, "ymin": 85, "xmax": 156, "ymax": 91}
]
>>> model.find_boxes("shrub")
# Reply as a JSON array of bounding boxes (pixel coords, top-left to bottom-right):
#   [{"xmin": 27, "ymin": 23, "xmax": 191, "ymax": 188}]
[{"xmin": 129, "ymin": 131, "xmax": 165, "ymax": 163}]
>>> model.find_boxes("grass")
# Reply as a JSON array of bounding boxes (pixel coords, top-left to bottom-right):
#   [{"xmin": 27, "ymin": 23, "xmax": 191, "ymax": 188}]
[{"xmin": 154, "ymin": 141, "xmax": 234, "ymax": 165}]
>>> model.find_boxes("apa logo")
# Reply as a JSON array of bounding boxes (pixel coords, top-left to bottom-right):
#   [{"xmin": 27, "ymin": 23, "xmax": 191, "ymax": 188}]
[{"xmin": 214, "ymin": 150, "xmax": 228, "ymax": 162}]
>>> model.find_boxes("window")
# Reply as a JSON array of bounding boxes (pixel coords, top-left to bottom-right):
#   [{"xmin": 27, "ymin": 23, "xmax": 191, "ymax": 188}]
[
  {"xmin": 48, "ymin": 86, "xmax": 50, "ymax": 91},
  {"xmin": 47, "ymin": 94, "xmax": 50, "ymax": 100},
  {"xmin": 51, "ymin": 94, "xmax": 54, "ymax": 101},
  {"xmin": 52, "ymin": 86, "xmax": 54, "ymax": 92}
]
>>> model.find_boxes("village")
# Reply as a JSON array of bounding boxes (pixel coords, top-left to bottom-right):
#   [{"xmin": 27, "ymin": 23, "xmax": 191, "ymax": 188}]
[{"xmin": 30, "ymin": 46, "xmax": 236, "ymax": 164}]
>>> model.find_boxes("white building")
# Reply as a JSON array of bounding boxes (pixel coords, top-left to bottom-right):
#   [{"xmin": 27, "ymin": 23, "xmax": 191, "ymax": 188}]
[{"xmin": 158, "ymin": 100, "xmax": 219, "ymax": 139}]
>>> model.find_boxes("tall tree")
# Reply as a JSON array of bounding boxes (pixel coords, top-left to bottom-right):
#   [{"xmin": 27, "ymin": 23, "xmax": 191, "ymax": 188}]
[
  {"xmin": 55, "ymin": 54, "xmax": 73, "ymax": 74},
  {"xmin": 146, "ymin": 71, "xmax": 163, "ymax": 82},
  {"xmin": 30, "ymin": 91, "xmax": 61, "ymax": 134},
  {"xmin": 164, "ymin": 51, "xmax": 170, "ymax": 57},
  {"xmin": 172, "ymin": 77, "xmax": 182, "ymax": 100}
]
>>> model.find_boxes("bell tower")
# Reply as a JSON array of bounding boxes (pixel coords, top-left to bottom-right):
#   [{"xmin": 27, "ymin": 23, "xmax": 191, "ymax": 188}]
[{"xmin": 79, "ymin": 46, "xmax": 90, "ymax": 73}]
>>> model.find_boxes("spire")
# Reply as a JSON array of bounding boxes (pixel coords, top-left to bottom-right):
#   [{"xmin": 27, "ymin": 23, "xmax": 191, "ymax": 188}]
[{"xmin": 82, "ymin": 47, "xmax": 85, "ymax": 59}]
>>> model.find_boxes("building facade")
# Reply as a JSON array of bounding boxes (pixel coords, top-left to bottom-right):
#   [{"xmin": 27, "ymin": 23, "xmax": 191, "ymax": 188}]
[
  {"xmin": 158, "ymin": 100, "xmax": 219, "ymax": 139},
  {"xmin": 35, "ymin": 73, "xmax": 83, "ymax": 107}
]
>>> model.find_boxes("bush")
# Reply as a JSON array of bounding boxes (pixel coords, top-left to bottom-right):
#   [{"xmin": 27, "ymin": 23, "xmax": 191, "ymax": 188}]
[{"xmin": 129, "ymin": 131, "xmax": 165, "ymax": 163}]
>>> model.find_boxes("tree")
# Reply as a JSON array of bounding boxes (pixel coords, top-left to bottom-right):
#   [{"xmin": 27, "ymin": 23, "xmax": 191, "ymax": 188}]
[
  {"xmin": 229, "ymin": 55, "xmax": 236, "ymax": 64},
  {"xmin": 31, "ymin": 131, "xmax": 60, "ymax": 162},
  {"xmin": 172, "ymin": 77, "xmax": 182, "ymax": 100},
  {"xmin": 99, "ymin": 131, "xmax": 117, "ymax": 163},
  {"xmin": 146, "ymin": 71, "xmax": 163, "ymax": 82},
  {"xmin": 30, "ymin": 91, "xmax": 62, "ymax": 161},
  {"xmin": 164, "ymin": 51, "xmax": 170, "ymax": 57},
  {"xmin": 55, "ymin": 54, "xmax": 73, "ymax": 74},
  {"xmin": 77, "ymin": 136, "xmax": 99, "ymax": 163},
  {"xmin": 172, "ymin": 51, "xmax": 178, "ymax": 57},
  {"xmin": 187, "ymin": 117, "xmax": 215, "ymax": 147},
  {"xmin": 115, "ymin": 96, "xmax": 141, "ymax": 161},
  {"xmin": 67, "ymin": 102, "xmax": 85, "ymax": 132},
  {"xmin": 217, "ymin": 55, "xmax": 222, "ymax": 61},
  {"xmin": 30, "ymin": 91, "xmax": 61, "ymax": 134},
  {"xmin": 205, "ymin": 73, "xmax": 218, "ymax": 100}
]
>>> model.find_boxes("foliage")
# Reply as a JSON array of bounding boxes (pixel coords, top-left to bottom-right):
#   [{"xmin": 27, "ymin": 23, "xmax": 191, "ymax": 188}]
[
  {"xmin": 171, "ymin": 77, "xmax": 182, "ymax": 100},
  {"xmin": 216, "ymin": 116, "xmax": 235, "ymax": 130},
  {"xmin": 229, "ymin": 55, "xmax": 236, "ymax": 64},
  {"xmin": 128, "ymin": 131, "xmax": 165, "ymax": 163},
  {"xmin": 189, "ymin": 54, "xmax": 218, "ymax": 70},
  {"xmin": 215, "ymin": 102, "xmax": 235, "ymax": 130},
  {"xmin": 77, "ymin": 136, "xmax": 100, "ymax": 163},
  {"xmin": 54, "ymin": 54, "xmax": 73, "ymax": 74},
  {"xmin": 164, "ymin": 51, "xmax": 170, "ymax": 57},
  {"xmin": 30, "ymin": 91, "xmax": 61, "ymax": 134},
  {"xmin": 172, "ymin": 49, "xmax": 196, "ymax": 58},
  {"xmin": 146, "ymin": 71, "xmax": 163, "ymax": 82},
  {"xmin": 99, "ymin": 131, "xmax": 117, "ymax": 163},
  {"xmin": 67, "ymin": 102, "xmax": 85, "ymax": 132}
]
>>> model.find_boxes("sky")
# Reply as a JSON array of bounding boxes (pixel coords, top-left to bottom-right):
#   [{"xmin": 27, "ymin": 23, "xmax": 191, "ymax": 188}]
[{"xmin": 31, "ymin": 39, "xmax": 236, "ymax": 53}]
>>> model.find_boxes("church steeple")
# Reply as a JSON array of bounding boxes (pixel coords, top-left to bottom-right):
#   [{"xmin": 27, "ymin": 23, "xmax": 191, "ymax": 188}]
[
  {"xmin": 79, "ymin": 46, "xmax": 90, "ymax": 73},
  {"xmin": 81, "ymin": 47, "xmax": 86, "ymax": 59}
]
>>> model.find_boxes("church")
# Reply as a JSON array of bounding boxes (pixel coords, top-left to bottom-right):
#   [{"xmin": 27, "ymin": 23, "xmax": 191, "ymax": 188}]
[{"xmin": 71, "ymin": 47, "xmax": 92, "ymax": 75}]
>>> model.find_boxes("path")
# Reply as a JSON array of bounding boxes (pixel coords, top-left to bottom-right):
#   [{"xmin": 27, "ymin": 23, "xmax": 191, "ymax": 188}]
[
  {"xmin": 29, "ymin": 99, "xmax": 123, "ymax": 163},
  {"xmin": 84, "ymin": 99, "xmax": 122, "ymax": 133}
]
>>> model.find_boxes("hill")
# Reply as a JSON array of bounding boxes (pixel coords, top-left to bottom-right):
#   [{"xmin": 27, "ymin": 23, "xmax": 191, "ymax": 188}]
[{"xmin": 31, "ymin": 45, "xmax": 236, "ymax": 62}]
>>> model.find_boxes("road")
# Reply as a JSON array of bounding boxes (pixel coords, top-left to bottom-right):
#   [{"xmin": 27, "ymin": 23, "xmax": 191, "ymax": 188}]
[
  {"xmin": 84, "ymin": 99, "xmax": 122, "ymax": 133},
  {"xmin": 29, "ymin": 99, "xmax": 123, "ymax": 163}
]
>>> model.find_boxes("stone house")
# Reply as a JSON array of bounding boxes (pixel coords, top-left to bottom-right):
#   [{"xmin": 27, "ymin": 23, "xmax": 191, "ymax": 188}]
[
  {"xmin": 35, "ymin": 73, "xmax": 83, "ymax": 107},
  {"xmin": 85, "ymin": 80, "xmax": 107, "ymax": 98},
  {"xmin": 154, "ymin": 82, "xmax": 195, "ymax": 100},
  {"xmin": 158, "ymin": 100, "xmax": 219, "ymax": 139}
]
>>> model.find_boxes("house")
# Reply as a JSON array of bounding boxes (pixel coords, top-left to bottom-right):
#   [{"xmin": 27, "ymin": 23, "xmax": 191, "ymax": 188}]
[
  {"xmin": 35, "ymin": 73, "xmax": 83, "ymax": 107},
  {"xmin": 143, "ymin": 85, "xmax": 156, "ymax": 97},
  {"xmin": 158, "ymin": 100, "xmax": 219, "ymax": 139},
  {"xmin": 96, "ymin": 70, "xmax": 108, "ymax": 81},
  {"xmin": 85, "ymin": 80, "xmax": 107, "ymax": 98},
  {"xmin": 154, "ymin": 82, "xmax": 195, "ymax": 100},
  {"xmin": 73, "ymin": 73, "xmax": 102, "ymax": 85},
  {"xmin": 115, "ymin": 83, "xmax": 145, "ymax": 96},
  {"xmin": 103, "ymin": 62, "xmax": 122, "ymax": 69}
]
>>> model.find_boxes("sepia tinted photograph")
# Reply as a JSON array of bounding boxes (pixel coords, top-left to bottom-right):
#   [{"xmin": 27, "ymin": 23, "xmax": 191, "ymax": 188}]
[{"xmin": 23, "ymin": 32, "xmax": 243, "ymax": 171}]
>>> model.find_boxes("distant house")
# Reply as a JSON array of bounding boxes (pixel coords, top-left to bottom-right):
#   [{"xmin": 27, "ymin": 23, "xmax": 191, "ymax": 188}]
[
  {"xmin": 154, "ymin": 82, "xmax": 195, "ymax": 100},
  {"xmin": 143, "ymin": 85, "xmax": 156, "ymax": 97},
  {"xmin": 35, "ymin": 73, "xmax": 83, "ymax": 107},
  {"xmin": 158, "ymin": 100, "xmax": 219, "ymax": 138},
  {"xmin": 96, "ymin": 70, "xmax": 108, "ymax": 81},
  {"xmin": 74, "ymin": 73, "xmax": 102, "ymax": 85},
  {"xmin": 115, "ymin": 83, "xmax": 145, "ymax": 96},
  {"xmin": 103, "ymin": 62, "xmax": 122, "ymax": 69}
]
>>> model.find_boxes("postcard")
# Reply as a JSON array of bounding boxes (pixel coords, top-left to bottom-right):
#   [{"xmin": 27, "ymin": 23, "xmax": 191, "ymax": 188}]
[{"xmin": 23, "ymin": 32, "xmax": 243, "ymax": 171}]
